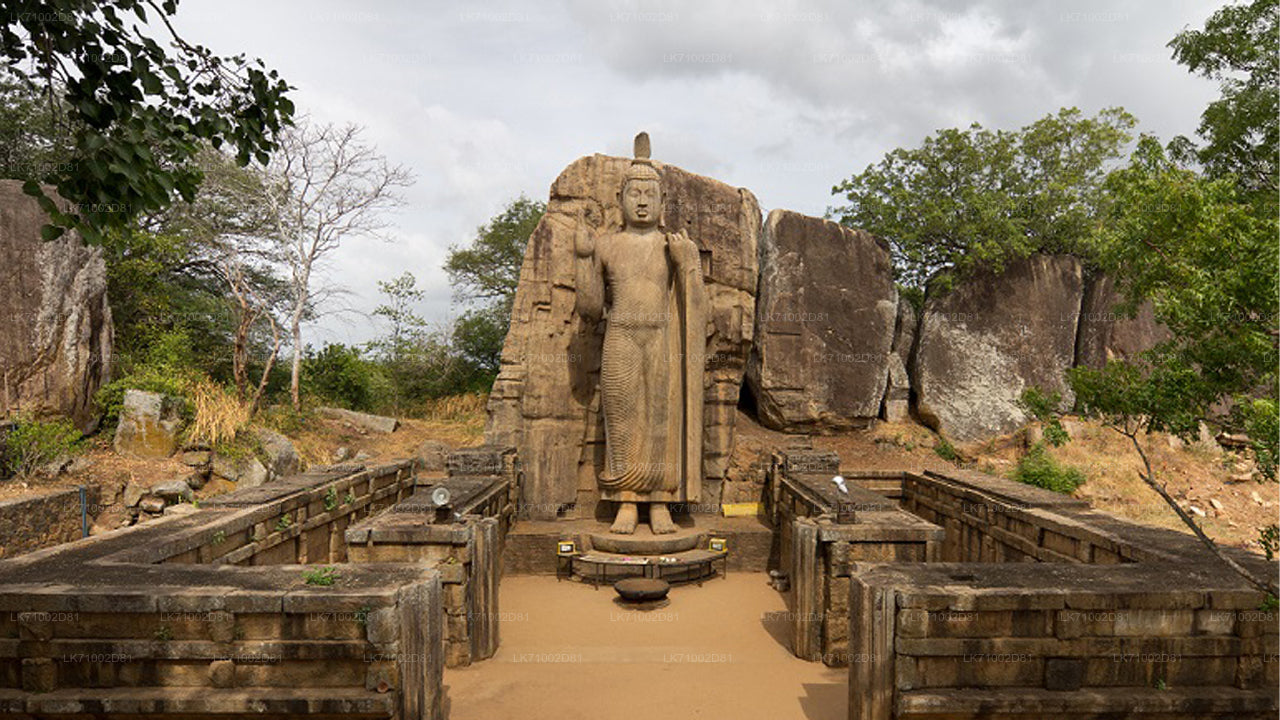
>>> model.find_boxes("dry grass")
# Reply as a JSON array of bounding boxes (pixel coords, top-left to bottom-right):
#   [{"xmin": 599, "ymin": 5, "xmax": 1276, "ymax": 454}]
[
  {"xmin": 187, "ymin": 380, "xmax": 251, "ymax": 447},
  {"xmin": 287, "ymin": 394, "xmax": 488, "ymax": 468},
  {"xmin": 413, "ymin": 393, "xmax": 488, "ymax": 423}
]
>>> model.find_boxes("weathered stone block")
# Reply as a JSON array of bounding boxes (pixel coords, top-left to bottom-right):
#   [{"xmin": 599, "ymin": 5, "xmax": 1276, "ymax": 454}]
[
  {"xmin": 207, "ymin": 610, "xmax": 236, "ymax": 643},
  {"xmin": 208, "ymin": 659, "xmax": 235, "ymax": 689},
  {"xmin": 1045, "ymin": 657, "xmax": 1086, "ymax": 691},
  {"xmin": 1113, "ymin": 609, "xmax": 1194, "ymax": 637},
  {"xmin": 1195, "ymin": 609, "xmax": 1237, "ymax": 636},
  {"xmin": 21, "ymin": 657, "xmax": 55, "ymax": 693},
  {"xmin": 365, "ymin": 607, "xmax": 398, "ymax": 645}
]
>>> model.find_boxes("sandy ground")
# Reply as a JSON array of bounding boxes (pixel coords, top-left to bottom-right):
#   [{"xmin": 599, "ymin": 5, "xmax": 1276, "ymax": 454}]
[{"xmin": 444, "ymin": 574, "xmax": 846, "ymax": 720}]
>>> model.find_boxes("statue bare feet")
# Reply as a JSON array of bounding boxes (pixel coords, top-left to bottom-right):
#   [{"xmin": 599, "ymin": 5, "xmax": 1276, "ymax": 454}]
[
  {"xmin": 610, "ymin": 502, "xmax": 638, "ymax": 534},
  {"xmin": 649, "ymin": 502, "xmax": 677, "ymax": 534}
]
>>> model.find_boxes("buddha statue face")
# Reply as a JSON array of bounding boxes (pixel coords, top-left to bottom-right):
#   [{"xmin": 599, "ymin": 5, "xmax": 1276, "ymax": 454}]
[{"xmin": 621, "ymin": 177, "xmax": 661, "ymax": 229}]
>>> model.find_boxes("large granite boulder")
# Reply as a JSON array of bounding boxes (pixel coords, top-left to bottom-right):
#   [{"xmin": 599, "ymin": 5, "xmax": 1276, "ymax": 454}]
[
  {"xmin": 746, "ymin": 209, "xmax": 897, "ymax": 431},
  {"xmin": 1075, "ymin": 273, "xmax": 1170, "ymax": 369},
  {"xmin": 113, "ymin": 390, "xmax": 184, "ymax": 458},
  {"xmin": 0, "ymin": 181, "xmax": 112, "ymax": 432},
  {"xmin": 912, "ymin": 254, "xmax": 1084, "ymax": 443},
  {"xmin": 485, "ymin": 153, "xmax": 761, "ymax": 519}
]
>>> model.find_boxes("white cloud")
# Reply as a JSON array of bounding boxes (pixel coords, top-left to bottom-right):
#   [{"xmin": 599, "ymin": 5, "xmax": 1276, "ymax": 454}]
[{"xmin": 177, "ymin": 0, "xmax": 1222, "ymax": 345}]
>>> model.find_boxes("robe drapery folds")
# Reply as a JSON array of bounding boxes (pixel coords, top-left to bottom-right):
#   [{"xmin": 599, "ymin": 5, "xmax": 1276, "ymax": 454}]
[{"xmin": 588, "ymin": 233, "xmax": 705, "ymax": 504}]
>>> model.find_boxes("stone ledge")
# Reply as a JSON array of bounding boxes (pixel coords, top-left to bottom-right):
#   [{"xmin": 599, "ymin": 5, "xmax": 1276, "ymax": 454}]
[
  {"xmin": 920, "ymin": 469, "xmax": 1090, "ymax": 509},
  {"xmin": 897, "ymin": 686, "xmax": 1277, "ymax": 715},
  {"xmin": 0, "ymin": 686, "xmax": 395, "ymax": 716}
]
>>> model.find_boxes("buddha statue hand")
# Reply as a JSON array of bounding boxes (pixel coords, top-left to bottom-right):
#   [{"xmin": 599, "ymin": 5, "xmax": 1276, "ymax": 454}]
[{"xmin": 667, "ymin": 229, "xmax": 699, "ymax": 270}]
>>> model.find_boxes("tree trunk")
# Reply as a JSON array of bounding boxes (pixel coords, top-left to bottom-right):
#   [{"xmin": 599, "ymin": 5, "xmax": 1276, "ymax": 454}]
[
  {"xmin": 1125, "ymin": 430, "xmax": 1278, "ymax": 596},
  {"xmin": 232, "ymin": 308, "xmax": 254, "ymax": 398},
  {"xmin": 290, "ymin": 312, "xmax": 303, "ymax": 411},
  {"xmin": 251, "ymin": 313, "xmax": 282, "ymax": 416}
]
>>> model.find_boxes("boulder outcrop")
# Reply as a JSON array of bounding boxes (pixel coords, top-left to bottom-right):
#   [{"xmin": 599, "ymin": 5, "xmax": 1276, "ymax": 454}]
[
  {"xmin": 912, "ymin": 254, "xmax": 1084, "ymax": 442},
  {"xmin": 113, "ymin": 390, "xmax": 184, "ymax": 459},
  {"xmin": 747, "ymin": 209, "xmax": 897, "ymax": 431},
  {"xmin": 0, "ymin": 181, "xmax": 112, "ymax": 432},
  {"xmin": 1075, "ymin": 273, "xmax": 1170, "ymax": 369}
]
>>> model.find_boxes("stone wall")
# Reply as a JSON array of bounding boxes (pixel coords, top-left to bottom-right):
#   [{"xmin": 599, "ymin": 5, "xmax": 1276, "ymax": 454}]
[
  {"xmin": 767, "ymin": 453, "xmax": 943, "ymax": 667},
  {"xmin": 0, "ymin": 487, "xmax": 96, "ymax": 559},
  {"xmin": 0, "ymin": 181, "xmax": 112, "ymax": 432},
  {"xmin": 0, "ymin": 461, "xmax": 446, "ymax": 718},
  {"xmin": 850, "ymin": 564, "xmax": 1278, "ymax": 720},
  {"xmin": 485, "ymin": 154, "xmax": 761, "ymax": 518},
  {"xmin": 832, "ymin": 467, "xmax": 1279, "ymax": 720},
  {"xmin": 347, "ymin": 447, "xmax": 515, "ymax": 667}
]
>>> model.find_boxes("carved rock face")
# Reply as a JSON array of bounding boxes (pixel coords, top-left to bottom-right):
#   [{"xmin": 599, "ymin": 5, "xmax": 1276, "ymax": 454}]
[
  {"xmin": 0, "ymin": 181, "xmax": 112, "ymax": 432},
  {"xmin": 621, "ymin": 178, "xmax": 661, "ymax": 229},
  {"xmin": 485, "ymin": 154, "xmax": 760, "ymax": 519}
]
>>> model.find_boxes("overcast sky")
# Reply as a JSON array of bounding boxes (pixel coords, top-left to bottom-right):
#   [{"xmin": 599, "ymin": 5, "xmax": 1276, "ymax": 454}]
[{"xmin": 178, "ymin": 0, "xmax": 1221, "ymax": 347}]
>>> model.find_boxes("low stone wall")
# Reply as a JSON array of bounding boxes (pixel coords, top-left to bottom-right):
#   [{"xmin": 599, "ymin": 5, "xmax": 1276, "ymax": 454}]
[
  {"xmin": 346, "ymin": 447, "xmax": 516, "ymax": 668},
  {"xmin": 902, "ymin": 469, "xmax": 1142, "ymax": 564},
  {"xmin": 0, "ymin": 461, "xmax": 446, "ymax": 719},
  {"xmin": 164, "ymin": 462, "xmax": 417, "ymax": 566},
  {"xmin": 768, "ymin": 453, "xmax": 944, "ymax": 666},
  {"xmin": 0, "ymin": 486, "xmax": 96, "ymax": 559},
  {"xmin": 849, "ymin": 564, "xmax": 1278, "ymax": 720},
  {"xmin": 843, "ymin": 467, "xmax": 1279, "ymax": 719}
]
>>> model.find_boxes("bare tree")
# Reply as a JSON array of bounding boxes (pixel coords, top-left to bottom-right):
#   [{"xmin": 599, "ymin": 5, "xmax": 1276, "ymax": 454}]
[
  {"xmin": 258, "ymin": 120, "xmax": 413, "ymax": 409},
  {"xmin": 155, "ymin": 145, "xmax": 288, "ymax": 411}
]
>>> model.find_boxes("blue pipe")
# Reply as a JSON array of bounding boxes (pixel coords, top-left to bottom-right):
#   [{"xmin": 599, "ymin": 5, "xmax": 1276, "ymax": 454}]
[{"xmin": 79, "ymin": 485, "xmax": 88, "ymax": 538}]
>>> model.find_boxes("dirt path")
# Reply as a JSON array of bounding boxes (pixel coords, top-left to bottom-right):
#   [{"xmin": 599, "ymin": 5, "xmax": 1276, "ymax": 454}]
[{"xmin": 444, "ymin": 574, "xmax": 846, "ymax": 720}]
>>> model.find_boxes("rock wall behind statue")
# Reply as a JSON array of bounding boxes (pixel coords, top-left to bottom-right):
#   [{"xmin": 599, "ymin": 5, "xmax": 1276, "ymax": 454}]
[
  {"xmin": 0, "ymin": 181, "xmax": 113, "ymax": 432},
  {"xmin": 485, "ymin": 154, "xmax": 760, "ymax": 520}
]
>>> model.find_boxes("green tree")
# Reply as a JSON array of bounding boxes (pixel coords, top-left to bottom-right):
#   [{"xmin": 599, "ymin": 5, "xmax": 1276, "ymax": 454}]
[
  {"xmin": 443, "ymin": 196, "xmax": 544, "ymax": 387},
  {"xmin": 303, "ymin": 343, "xmax": 387, "ymax": 412},
  {"xmin": 1168, "ymin": 0, "xmax": 1277, "ymax": 194},
  {"xmin": 368, "ymin": 271, "xmax": 428, "ymax": 412},
  {"xmin": 830, "ymin": 107, "xmax": 1136, "ymax": 288},
  {"xmin": 451, "ymin": 306, "xmax": 507, "ymax": 380},
  {"xmin": 445, "ymin": 196, "xmax": 544, "ymax": 308},
  {"xmin": 1, "ymin": 0, "xmax": 294, "ymax": 240},
  {"xmin": 1069, "ymin": 139, "xmax": 1277, "ymax": 593},
  {"xmin": 370, "ymin": 272, "xmax": 428, "ymax": 366},
  {"xmin": 0, "ymin": 66, "xmax": 73, "ymax": 182},
  {"xmin": 1065, "ymin": 0, "xmax": 1279, "ymax": 595}
]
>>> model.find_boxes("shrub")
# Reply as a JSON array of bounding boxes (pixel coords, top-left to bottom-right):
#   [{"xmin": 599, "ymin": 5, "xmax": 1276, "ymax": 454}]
[
  {"xmin": 1, "ymin": 415, "xmax": 83, "ymax": 477},
  {"xmin": 933, "ymin": 436, "xmax": 959, "ymax": 463},
  {"xmin": 304, "ymin": 343, "xmax": 388, "ymax": 411},
  {"xmin": 1019, "ymin": 387, "xmax": 1070, "ymax": 447},
  {"xmin": 1013, "ymin": 442, "xmax": 1086, "ymax": 494},
  {"xmin": 303, "ymin": 566, "xmax": 339, "ymax": 587},
  {"xmin": 94, "ymin": 365, "xmax": 198, "ymax": 429}
]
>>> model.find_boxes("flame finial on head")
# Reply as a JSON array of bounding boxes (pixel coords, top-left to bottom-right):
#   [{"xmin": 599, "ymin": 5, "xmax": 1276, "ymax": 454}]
[{"xmin": 625, "ymin": 131, "xmax": 660, "ymax": 183}]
